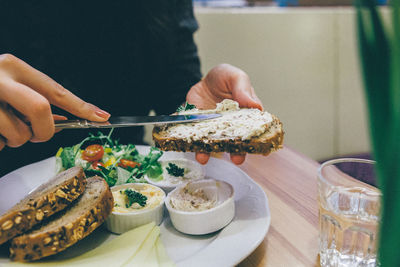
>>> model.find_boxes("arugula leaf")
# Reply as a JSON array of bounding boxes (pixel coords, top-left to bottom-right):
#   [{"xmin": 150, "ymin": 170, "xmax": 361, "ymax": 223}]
[
  {"xmin": 146, "ymin": 162, "xmax": 163, "ymax": 179},
  {"xmin": 134, "ymin": 147, "xmax": 163, "ymax": 178},
  {"xmin": 126, "ymin": 176, "xmax": 146, "ymax": 184},
  {"xmin": 115, "ymin": 167, "xmax": 134, "ymax": 185},
  {"xmin": 113, "ymin": 144, "xmax": 138, "ymax": 162},
  {"xmin": 123, "ymin": 189, "xmax": 147, "ymax": 208},
  {"xmin": 116, "ymin": 167, "xmax": 131, "ymax": 185},
  {"xmin": 79, "ymin": 129, "xmax": 116, "ymax": 148},
  {"xmin": 176, "ymin": 102, "xmax": 196, "ymax": 113},
  {"xmin": 86, "ymin": 166, "xmax": 118, "ymax": 187},
  {"xmin": 166, "ymin": 163, "xmax": 184, "ymax": 177}
]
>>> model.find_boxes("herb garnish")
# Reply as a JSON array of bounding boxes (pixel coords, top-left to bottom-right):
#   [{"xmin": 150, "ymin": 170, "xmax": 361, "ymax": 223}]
[
  {"xmin": 123, "ymin": 189, "xmax": 147, "ymax": 208},
  {"xmin": 176, "ymin": 102, "xmax": 196, "ymax": 112},
  {"xmin": 166, "ymin": 163, "xmax": 185, "ymax": 177}
]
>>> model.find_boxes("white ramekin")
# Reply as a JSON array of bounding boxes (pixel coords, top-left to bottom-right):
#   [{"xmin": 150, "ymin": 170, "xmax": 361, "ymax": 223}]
[
  {"xmin": 105, "ymin": 183, "xmax": 165, "ymax": 234},
  {"xmin": 165, "ymin": 179, "xmax": 235, "ymax": 235}
]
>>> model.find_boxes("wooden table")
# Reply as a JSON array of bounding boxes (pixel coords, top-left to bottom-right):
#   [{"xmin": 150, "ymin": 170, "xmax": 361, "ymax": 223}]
[{"xmin": 234, "ymin": 146, "xmax": 321, "ymax": 267}]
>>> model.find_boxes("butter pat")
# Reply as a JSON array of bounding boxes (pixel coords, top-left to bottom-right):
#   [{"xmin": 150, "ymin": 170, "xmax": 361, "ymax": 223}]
[{"xmin": 164, "ymin": 99, "xmax": 273, "ymax": 141}]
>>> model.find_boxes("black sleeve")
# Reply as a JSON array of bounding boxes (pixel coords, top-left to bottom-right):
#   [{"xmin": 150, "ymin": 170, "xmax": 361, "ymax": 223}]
[
  {"xmin": 141, "ymin": 0, "xmax": 202, "ymax": 115},
  {"xmin": 165, "ymin": 0, "xmax": 202, "ymax": 111}
]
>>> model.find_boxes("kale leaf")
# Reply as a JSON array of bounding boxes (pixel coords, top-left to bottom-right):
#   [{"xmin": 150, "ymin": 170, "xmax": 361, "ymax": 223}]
[
  {"xmin": 123, "ymin": 189, "xmax": 147, "ymax": 208},
  {"xmin": 176, "ymin": 102, "xmax": 196, "ymax": 113},
  {"xmin": 166, "ymin": 163, "xmax": 185, "ymax": 177}
]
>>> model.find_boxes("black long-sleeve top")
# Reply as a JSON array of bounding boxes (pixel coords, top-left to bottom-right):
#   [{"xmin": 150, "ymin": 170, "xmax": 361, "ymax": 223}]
[{"xmin": 0, "ymin": 1, "xmax": 202, "ymax": 176}]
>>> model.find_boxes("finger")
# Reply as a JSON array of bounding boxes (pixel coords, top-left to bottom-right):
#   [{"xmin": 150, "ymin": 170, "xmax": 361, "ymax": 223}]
[
  {"xmin": 0, "ymin": 80, "xmax": 54, "ymax": 142},
  {"xmin": 1, "ymin": 54, "xmax": 110, "ymax": 122},
  {"xmin": 53, "ymin": 114, "xmax": 67, "ymax": 133},
  {"xmin": 0, "ymin": 105, "xmax": 32, "ymax": 147},
  {"xmin": 232, "ymin": 84, "xmax": 263, "ymax": 110},
  {"xmin": 229, "ymin": 71, "xmax": 263, "ymax": 110},
  {"xmin": 195, "ymin": 152, "xmax": 210, "ymax": 165},
  {"xmin": 249, "ymin": 87, "xmax": 264, "ymax": 111},
  {"xmin": 230, "ymin": 153, "xmax": 246, "ymax": 165},
  {"xmin": 0, "ymin": 136, "xmax": 5, "ymax": 151},
  {"xmin": 53, "ymin": 114, "xmax": 68, "ymax": 121}
]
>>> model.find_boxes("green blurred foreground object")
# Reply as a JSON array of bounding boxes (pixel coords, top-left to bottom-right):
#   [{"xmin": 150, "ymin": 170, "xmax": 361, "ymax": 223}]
[{"xmin": 357, "ymin": 0, "xmax": 400, "ymax": 266}]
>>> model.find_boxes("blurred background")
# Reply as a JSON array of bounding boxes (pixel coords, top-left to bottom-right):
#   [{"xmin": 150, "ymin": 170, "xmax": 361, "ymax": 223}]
[{"xmin": 146, "ymin": 0, "xmax": 389, "ymax": 162}]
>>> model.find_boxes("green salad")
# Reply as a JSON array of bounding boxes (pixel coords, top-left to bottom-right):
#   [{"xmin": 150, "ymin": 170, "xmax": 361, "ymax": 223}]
[{"xmin": 55, "ymin": 130, "xmax": 163, "ymax": 186}]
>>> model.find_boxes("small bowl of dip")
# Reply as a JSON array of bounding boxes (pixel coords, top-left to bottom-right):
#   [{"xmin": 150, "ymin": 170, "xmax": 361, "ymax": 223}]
[
  {"xmin": 165, "ymin": 179, "xmax": 235, "ymax": 235},
  {"xmin": 145, "ymin": 158, "xmax": 205, "ymax": 193},
  {"xmin": 105, "ymin": 183, "xmax": 165, "ymax": 234}
]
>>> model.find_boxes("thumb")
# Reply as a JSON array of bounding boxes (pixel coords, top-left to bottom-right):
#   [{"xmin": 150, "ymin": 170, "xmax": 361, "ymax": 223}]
[{"xmin": 233, "ymin": 86, "xmax": 263, "ymax": 111}]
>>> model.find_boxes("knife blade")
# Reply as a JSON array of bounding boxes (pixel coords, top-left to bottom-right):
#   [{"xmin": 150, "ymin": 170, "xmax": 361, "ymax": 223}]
[{"xmin": 54, "ymin": 114, "xmax": 221, "ymax": 129}]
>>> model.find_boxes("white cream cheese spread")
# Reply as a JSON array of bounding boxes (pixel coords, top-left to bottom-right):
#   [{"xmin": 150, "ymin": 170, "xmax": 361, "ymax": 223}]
[{"xmin": 163, "ymin": 99, "xmax": 273, "ymax": 141}]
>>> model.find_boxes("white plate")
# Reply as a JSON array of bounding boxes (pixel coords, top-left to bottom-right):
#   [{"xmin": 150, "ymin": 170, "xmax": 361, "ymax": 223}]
[{"xmin": 0, "ymin": 146, "xmax": 270, "ymax": 267}]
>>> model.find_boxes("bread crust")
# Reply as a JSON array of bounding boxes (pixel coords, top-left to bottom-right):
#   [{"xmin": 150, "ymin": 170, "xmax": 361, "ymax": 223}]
[
  {"xmin": 10, "ymin": 176, "xmax": 113, "ymax": 262},
  {"xmin": 153, "ymin": 116, "xmax": 284, "ymax": 155},
  {"xmin": 0, "ymin": 167, "xmax": 86, "ymax": 245}
]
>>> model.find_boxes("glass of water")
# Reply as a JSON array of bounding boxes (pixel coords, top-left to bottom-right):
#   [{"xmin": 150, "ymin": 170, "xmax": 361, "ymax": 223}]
[{"xmin": 318, "ymin": 158, "xmax": 381, "ymax": 267}]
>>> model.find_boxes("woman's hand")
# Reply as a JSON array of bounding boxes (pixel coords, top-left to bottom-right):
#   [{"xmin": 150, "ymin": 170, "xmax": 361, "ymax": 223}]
[
  {"xmin": 186, "ymin": 63, "xmax": 263, "ymax": 165},
  {"xmin": 0, "ymin": 54, "xmax": 110, "ymax": 151}
]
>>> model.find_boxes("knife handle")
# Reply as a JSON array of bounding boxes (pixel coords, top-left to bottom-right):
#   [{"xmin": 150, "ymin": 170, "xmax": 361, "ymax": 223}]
[{"xmin": 54, "ymin": 120, "xmax": 90, "ymax": 129}]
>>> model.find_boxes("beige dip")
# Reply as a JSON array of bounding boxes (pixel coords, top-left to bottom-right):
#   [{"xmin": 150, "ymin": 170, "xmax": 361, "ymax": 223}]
[
  {"xmin": 170, "ymin": 183, "xmax": 217, "ymax": 212},
  {"xmin": 112, "ymin": 185, "xmax": 164, "ymax": 213}
]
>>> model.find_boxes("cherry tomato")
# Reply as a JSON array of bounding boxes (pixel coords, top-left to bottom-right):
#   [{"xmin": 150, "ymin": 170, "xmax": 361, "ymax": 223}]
[
  {"xmin": 82, "ymin": 144, "xmax": 104, "ymax": 162},
  {"xmin": 119, "ymin": 159, "xmax": 140, "ymax": 169},
  {"xmin": 91, "ymin": 161, "xmax": 105, "ymax": 170}
]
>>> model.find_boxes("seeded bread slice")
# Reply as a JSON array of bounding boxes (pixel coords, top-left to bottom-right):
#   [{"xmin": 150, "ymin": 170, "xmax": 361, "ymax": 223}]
[
  {"xmin": 153, "ymin": 115, "xmax": 284, "ymax": 155},
  {"xmin": 10, "ymin": 176, "xmax": 113, "ymax": 262},
  {"xmin": 0, "ymin": 167, "xmax": 86, "ymax": 245}
]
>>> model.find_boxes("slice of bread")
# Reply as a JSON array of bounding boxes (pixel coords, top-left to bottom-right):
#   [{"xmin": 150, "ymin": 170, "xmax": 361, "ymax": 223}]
[
  {"xmin": 0, "ymin": 167, "xmax": 86, "ymax": 245},
  {"xmin": 10, "ymin": 176, "xmax": 113, "ymax": 262},
  {"xmin": 153, "ymin": 99, "xmax": 284, "ymax": 155}
]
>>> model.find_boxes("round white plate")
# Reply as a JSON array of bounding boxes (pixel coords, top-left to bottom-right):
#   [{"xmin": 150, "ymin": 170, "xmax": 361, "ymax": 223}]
[{"xmin": 0, "ymin": 146, "xmax": 270, "ymax": 267}]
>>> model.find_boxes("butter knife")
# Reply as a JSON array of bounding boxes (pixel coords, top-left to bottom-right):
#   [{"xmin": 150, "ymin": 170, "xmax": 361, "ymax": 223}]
[{"xmin": 54, "ymin": 114, "xmax": 221, "ymax": 129}]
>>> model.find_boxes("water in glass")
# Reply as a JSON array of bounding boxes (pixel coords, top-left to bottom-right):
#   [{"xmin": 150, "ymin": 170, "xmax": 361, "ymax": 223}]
[{"xmin": 318, "ymin": 159, "xmax": 380, "ymax": 267}]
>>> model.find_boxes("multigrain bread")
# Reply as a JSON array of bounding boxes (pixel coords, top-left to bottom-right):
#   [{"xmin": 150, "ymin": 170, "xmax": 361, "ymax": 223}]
[
  {"xmin": 153, "ymin": 99, "xmax": 284, "ymax": 155},
  {"xmin": 0, "ymin": 167, "xmax": 86, "ymax": 245},
  {"xmin": 10, "ymin": 176, "xmax": 113, "ymax": 262}
]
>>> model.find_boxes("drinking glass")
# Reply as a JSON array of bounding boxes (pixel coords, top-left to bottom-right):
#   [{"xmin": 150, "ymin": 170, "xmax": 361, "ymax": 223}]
[{"xmin": 318, "ymin": 158, "xmax": 381, "ymax": 267}]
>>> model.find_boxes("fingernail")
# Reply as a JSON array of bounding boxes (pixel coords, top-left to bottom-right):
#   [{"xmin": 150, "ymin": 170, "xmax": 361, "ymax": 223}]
[{"xmin": 95, "ymin": 108, "xmax": 111, "ymax": 119}]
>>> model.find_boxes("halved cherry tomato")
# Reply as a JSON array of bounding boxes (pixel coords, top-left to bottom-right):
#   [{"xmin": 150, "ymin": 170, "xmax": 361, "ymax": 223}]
[
  {"xmin": 82, "ymin": 144, "xmax": 104, "ymax": 162},
  {"xmin": 118, "ymin": 159, "xmax": 140, "ymax": 169},
  {"xmin": 92, "ymin": 161, "xmax": 105, "ymax": 170}
]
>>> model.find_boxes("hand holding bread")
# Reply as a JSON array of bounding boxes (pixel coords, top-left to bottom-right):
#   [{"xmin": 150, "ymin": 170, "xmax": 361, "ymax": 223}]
[{"xmin": 185, "ymin": 64, "xmax": 271, "ymax": 165}]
